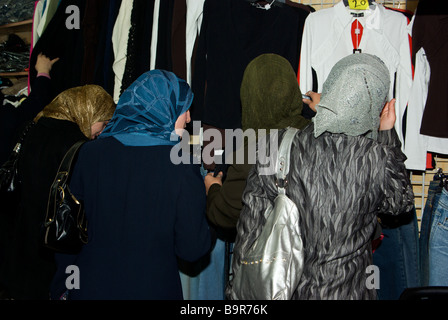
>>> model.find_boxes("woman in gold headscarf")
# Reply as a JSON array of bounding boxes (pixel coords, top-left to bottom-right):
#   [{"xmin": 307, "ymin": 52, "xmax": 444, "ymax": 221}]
[{"xmin": 1, "ymin": 85, "xmax": 115, "ymax": 300}]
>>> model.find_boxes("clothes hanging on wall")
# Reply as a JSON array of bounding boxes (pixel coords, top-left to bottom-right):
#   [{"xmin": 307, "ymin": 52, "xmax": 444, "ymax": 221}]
[
  {"xmin": 403, "ymin": 1, "xmax": 448, "ymax": 171},
  {"xmin": 190, "ymin": 0, "xmax": 310, "ymax": 131},
  {"xmin": 29, "ymin": 0, "xmax": 87, "ymax": 101},
  {"xmin": 171, "ymin": 0, "xmax": 187, "ymax": 81},
  {"xmin": 411, "ymin": 0, "xmax": 448, "ymax": 139},
  {"xmin": 109, "ymin": 0, "xmax": 202, "ymax": 103},
  {"xmin": 120, "ymin": 0, "xmax": 155, "ymax": 96},
  {"xmin": 92, "ymin": 0, "xmax": 122, "ymax": 96},
  {"xmin": 32, "ymin": 0, "xmax": 60, "ymax": 48},
  {"xmin": 420, "ymin": 169, "xmax": 448, "ymax": 286},
  {"xmin": 299, "ymin": 1, "xmax": 413, "ymax": 150},
  {"xmin": 185, "ymin": 0, "xmax": 206, "ymax": 85},
  {"xmin": 111, "ymin": 0, "xmax": 133, "ymax": 103}
]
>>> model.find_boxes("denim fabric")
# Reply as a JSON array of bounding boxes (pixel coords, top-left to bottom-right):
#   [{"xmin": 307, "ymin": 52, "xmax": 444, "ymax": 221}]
[
  {"xmin": 179, "ymin": 239, "xmax": 226, "ymax": 300},
  {"xmin": 373, "ymin": 208, "xmax": 421, "ymax": 300},
  {"xmin": 428, "ymin": 188, "xmax": 448, "ymax": 286},
  {"xmin": 178, "ymin": 165, "xmax": 227, "ymax": 300},
  {"xmin": 419, "ymin": 180, "xmax": 443, "ymax": 286}
]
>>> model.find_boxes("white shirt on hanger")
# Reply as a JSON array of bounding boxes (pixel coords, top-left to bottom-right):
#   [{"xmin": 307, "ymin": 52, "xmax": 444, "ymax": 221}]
[
  {"xmin": 299, "ymin": 1, "xmax": 413, "ymax": 149},
  {"xmin": 185, "ymin": 0, "xmax": 205, "ymax": 85},
  {"xmin": 404, "ymin": 29, "xmax": 448, "ymax": 170},
  {"xmin": 112, "ymin": 0, "xmax": 134, "ymax": 103}
]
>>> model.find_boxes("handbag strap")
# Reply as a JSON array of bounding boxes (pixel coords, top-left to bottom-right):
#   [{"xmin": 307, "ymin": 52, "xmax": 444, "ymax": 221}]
[
  {"xmin": 58, "ymin": 140, "xmax": 86, "ymax": 173},
  {"xmin": 276, "ymin": 127, "xmax": 298, "ymax": 194},
  {"xmin": 12, "ymin": 121, "xmax": 35, "ymax": 154}
]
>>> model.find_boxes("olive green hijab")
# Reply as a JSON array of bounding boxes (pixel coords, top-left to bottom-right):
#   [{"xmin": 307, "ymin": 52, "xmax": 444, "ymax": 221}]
[
  {"xmin": 34, "ymin": 85, "xmax": 116, "ymax": 139},
  {"xmin": 240, "ymin": 53, "xmax": 310, "ymax": 133}
]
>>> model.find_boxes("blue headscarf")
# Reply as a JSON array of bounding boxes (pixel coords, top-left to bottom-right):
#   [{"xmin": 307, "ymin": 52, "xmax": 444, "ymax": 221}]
[{"xmin": 99, "ymin": 70, "xmax": 193, "ymax": 146}]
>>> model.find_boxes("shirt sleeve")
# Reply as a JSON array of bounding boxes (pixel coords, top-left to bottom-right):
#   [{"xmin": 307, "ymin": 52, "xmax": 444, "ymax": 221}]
[
  {"xmin": 206, "ymin": 163, "xmax": 253, "ymax": 229},
  {"xmin": 298, "ymin": 14, "xmax": 314, "ymax": 93},
  {"xmin": 377, "ymin": 129, "xmax": 414, "ymax": 216}
]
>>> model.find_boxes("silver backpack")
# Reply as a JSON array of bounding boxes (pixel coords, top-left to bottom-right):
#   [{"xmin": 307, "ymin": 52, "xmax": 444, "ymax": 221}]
[{"xmin": 230, "ymin": 127, "xmax": 304, "ymax": 300}]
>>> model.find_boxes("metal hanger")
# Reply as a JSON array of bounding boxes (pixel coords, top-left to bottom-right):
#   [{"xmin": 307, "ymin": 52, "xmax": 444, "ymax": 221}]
[{"xmin": 249, "ymin": 0, "xmax": 277, "ymax": 10}]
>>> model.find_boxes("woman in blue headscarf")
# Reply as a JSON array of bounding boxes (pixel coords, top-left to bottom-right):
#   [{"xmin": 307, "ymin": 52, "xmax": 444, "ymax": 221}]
[{"xmin": 50, "ymin": 70, "xmax": 211, "ymax": 300}]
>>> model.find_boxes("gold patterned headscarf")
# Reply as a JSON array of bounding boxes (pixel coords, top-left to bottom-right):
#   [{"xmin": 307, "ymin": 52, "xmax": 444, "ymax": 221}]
[{"xmin": 34, "ymin": 85, "xmax": 116, "ymax": 138}]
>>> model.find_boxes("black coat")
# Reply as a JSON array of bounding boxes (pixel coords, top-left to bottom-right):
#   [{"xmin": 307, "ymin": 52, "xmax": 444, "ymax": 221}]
[
  {"xmin": 51, "ymin": 137, "xmax": 211, "ymax": 300},
  {"xmin": 1, "ymin": 117, "xmax": 86, "ymax": 299}
]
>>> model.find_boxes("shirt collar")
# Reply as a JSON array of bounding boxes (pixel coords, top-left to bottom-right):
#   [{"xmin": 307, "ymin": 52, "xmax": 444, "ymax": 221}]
[{"xmin": 334, "ymin": 1, "xmax": 383, "ymax": 32}]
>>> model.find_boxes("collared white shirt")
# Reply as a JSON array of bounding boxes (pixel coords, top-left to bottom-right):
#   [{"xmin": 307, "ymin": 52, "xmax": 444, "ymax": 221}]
[{"xmin": 299, "ymin": 1, "xmax": 413, "ymax": 149}]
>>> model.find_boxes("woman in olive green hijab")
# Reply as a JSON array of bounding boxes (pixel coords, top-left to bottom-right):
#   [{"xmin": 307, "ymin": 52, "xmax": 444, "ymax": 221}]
[
  {"xmin": 204, "ymin": 53, "xmax": 309, "ymax": 234},
  {"xmin": 2, "ymin": 85, "xmax": 115, "ymax": 300}
]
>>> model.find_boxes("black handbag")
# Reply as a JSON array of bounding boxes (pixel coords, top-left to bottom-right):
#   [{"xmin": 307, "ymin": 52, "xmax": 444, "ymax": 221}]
[
  {"xmin": 43, "ymin": 140, "xmax": 88, "ymax": 254},
  {"xmin": 0, "ymin": 121, "xmax": 35, "ymax": 193}
]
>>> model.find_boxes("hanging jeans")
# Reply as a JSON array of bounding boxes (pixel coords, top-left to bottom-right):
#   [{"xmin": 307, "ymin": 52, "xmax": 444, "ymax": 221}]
[
  {"xmin": 373, "ymin": 207, "xmax": 421, "ymax": 300},
  {"xmin": 428, "ymin": 187, "xmax": 448, "ymax": 286},
  {"xmin": 419, "ymin": 179, "xmax": 443, "ymax": 286}
]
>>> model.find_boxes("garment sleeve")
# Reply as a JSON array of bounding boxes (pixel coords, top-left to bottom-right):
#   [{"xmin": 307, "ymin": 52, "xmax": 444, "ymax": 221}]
[
  {"xmin": 394, "ymin": 17, "xmax": 414, "ymax": 147},
  {"xmin": 190, "ymin": 0, "xmax": 208, "ymax": 123},
  {"xmin": 298, "ymin": 14, "xmax": 313, "ymax": 93},
  {"xmin": 377, "ymin": 129, "xmax": 414, "ymax": 216},
  {"xmin": 174, "ymin": 164, "xmax": 211, "ymax": 262},
  {"xmin": 206, "ymin": 163, "xmax": 252, "ymax": 229},
  {"xmin": 17, "ymin": 76, "xmax": 52, "ymax": 123}
]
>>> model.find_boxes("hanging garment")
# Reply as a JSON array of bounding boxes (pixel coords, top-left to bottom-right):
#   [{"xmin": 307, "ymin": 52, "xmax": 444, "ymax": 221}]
[
  {"xmin": 171, "ymin": 0, "xmax": 187, "ymax": 81},
  {"xmin": 428, "ymin": 187, "xmax": 448, "ymax": 286},
  {"xmin": 185, "ymin": 0, "xmax": 205, "ymax": 85},
  {"xmin": 120, "ymin": 0, "xmax": 155, "ymax": 94},
  {"xmin": 154, "ymin": 0, "xmax": 174, "ymax": 71},
  {"xmin": 112, "ymin": 0, "xmax": 133, "ymax": 103},
  {"xmin": 411, "ymin": 0, "xmax": 448, "ymax": 139},
  {"xmin": 404, "ymin": 46, "xmax": 448, "ymax": 170},
  {"xmin": 299, "ymin": 1, "xmax": 413, "ymax": 148},
  {"xmin": 191, "ymin": 0, "xmax": 309, "ymax": 130},
  {"xmin": 29, "ymin": 0, "xmax": 86, "ymax": 101},
  {"xmin": 92, "ymin": 0, "xmax": 122, "ymax": 96},
  {"xmin": 33, "ymin": 0, "xmax": 60, "ymax": 47},
  {"xmin": 81, "ymin": 0, "xmax": 109, "ymax": 85},
  {"xmin": 419, "ymin": 174, "xmax": 443, "ymax": 286}
]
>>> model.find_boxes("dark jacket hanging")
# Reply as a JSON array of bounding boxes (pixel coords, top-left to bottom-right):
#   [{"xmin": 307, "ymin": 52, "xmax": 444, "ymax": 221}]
[
  {"xmin": 190, "ymin": 0, "xmax": 309, "ymax": 131},
  {"xmin": 412, "ymin": 0, "xmax": 448, "ymax": 138},
  {"xmin": 120, "ymin": 0, "xmax": 155, "ymax": 95},
  {"xmin": 29, "ymin": 0, "xmax": 87, "ymax": 101},
  {"xmin": 93, "ymin": 0, "xmax": 122, "ymax": 96}
]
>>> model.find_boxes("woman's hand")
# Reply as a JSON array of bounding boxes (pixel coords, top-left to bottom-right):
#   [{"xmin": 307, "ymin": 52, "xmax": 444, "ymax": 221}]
[
  {"xmin": 302, "ymin": 91, "xmax": 321, "ymax": 112},
  {"xmin": 35, "ymin": 53, "xmax": 59, "ymax": 74},
  {"xmin": 379, "ymin": 99, "xmax": 396, "ymax": 131},
  {"xmin": 204, "ymin": 172, "xmax": 223, "ymax": 195}
]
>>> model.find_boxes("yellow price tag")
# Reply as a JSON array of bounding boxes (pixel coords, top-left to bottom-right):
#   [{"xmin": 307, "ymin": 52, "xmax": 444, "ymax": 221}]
[{"xmin": 348, "ymin": 0, "xmax": 369, "ymax": 10}]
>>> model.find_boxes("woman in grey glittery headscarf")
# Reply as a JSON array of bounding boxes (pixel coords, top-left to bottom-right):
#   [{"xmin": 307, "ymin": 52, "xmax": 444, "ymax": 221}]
[
  {"xmin": 228, "ymin": 53, "xmax": 414, "ymax": 300},
  {"xmin": 313, "ymin": 53, "xmax": 391, "ymax": 141}
]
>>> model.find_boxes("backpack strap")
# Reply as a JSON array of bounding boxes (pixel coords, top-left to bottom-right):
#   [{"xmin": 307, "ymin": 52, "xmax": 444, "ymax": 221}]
[{"xmin": 276, "ymin": 127, "xmax": 298, "ymax": 194}]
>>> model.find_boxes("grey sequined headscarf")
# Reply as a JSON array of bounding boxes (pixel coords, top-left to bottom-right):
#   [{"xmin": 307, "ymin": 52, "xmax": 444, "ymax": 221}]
[{"xmin": 313, "ymin": 53, "xmax": 390, "ymax": 140}]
